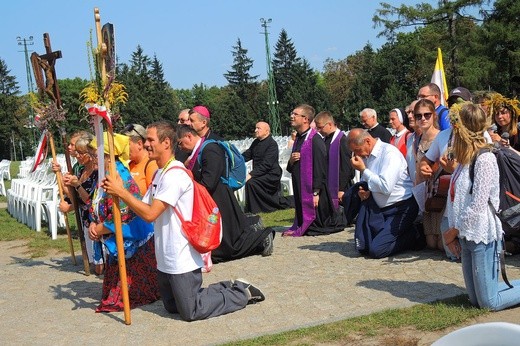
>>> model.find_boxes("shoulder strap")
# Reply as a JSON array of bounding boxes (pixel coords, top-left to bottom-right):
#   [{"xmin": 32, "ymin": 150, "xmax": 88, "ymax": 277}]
[{"xmin": 144, "ymin": 158, "xmax": 151, "ymax": 173}]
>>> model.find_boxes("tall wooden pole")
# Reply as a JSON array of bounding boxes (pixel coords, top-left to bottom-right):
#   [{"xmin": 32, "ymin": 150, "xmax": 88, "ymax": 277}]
[
  {"xmin": 34, "ymin": 33, "xmax": 79, "ymax": 266},
  {"xmin": 94, "ymin": 7, "xmax": 131, "ymax": 325}
]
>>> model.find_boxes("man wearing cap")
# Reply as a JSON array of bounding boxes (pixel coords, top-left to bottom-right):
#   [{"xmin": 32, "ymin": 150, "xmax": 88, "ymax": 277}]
[
  {"xmin": 447, "ymin": 87, "xmax": 472, "ymax": 108},
  {"xmin": 122, "ymin": 123, "xmax": 158, "ymax": 195},
  {"xmin": 417, "ymin": 82, "xmax": 450, "ymax": 130},
  {"xmin": 189, "ymin": 105, "xmax": 223, "ymax": 141}
]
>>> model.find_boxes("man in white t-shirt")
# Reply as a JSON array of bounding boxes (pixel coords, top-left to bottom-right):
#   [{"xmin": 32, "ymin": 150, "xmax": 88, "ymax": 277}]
[{"xmin": 102, "ymin": 120, "xmax": 265, "ymax": 321}]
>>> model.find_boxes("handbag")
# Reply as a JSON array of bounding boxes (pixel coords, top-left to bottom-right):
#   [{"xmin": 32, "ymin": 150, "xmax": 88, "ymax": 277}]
[{"xmin": 424, "ymin": 172, "xmax": 451, "ymax": 213}]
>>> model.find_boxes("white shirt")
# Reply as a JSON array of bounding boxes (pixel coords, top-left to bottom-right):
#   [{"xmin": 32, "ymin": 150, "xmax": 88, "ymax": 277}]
[
  {"xmin": 425, "ymin": 128, "xmax": 493, "ymax": 217},
  {"xmin": 143, "ymin": 160, "xmax": 203, "ymax": 274},
  {"xmin": 447, "ymin": 152, "xmax": 502, "ymax": 244},
  {"xmin": 361, "ymin": 139, "xmax": 414, "ymax": 208}
]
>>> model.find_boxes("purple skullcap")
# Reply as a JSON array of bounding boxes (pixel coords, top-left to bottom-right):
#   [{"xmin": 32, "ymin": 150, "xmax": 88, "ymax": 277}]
[{"xmin": 192, "ymin": 105, "xmax": 210, "ymax": 119}]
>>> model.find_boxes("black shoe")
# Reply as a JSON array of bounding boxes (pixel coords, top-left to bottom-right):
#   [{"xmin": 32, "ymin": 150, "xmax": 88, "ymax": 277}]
[
  {"xmin": 261, "ymin": 230, "xmax": 274, "ymax": 257},
  {"xmin": 234, "ymin": 278, "xmax": 265, "ymax": 304}
]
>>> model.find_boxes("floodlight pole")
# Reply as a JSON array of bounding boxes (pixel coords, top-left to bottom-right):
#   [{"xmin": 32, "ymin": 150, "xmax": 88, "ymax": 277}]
[
  {"xmin": 260, "ymin": 18, "xmax": 281, "ymax": 136},
  {"xmin": 17, "ymin": 35, "xmax": 36, "ymax": 147}
]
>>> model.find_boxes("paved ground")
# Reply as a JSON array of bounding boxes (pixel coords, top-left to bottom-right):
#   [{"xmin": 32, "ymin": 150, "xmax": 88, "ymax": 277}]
[{"xmin": 1, "ymin": 225, "xmax": 520, "ymax": 345}]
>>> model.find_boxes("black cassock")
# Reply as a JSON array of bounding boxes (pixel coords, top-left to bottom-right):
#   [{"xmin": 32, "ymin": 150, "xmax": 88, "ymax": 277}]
[
  {"xmin": 242, "ymin": 135, "xmax": 293, "ymax": 213},
  {"xmin": 324, "ymin": 132, "xmax": 355, "ymax": 198},
  {"xmin": 193, "ymin": 142, "xmax": 271, "ymax": 263},
  {"xmin": 287, "ymin": 129, "xmax": 346, "ymax": 236}
]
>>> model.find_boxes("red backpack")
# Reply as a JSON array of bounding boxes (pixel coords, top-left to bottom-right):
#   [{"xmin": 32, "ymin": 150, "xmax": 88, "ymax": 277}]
[{"xmin": 162, "ymin": 166, "xmax": 222, "ymax": 253}]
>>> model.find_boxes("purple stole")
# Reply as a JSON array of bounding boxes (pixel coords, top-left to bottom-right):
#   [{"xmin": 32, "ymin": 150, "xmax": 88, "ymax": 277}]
[
  {"xmin": 288, "ymin": 129, "xmax": 317, "ymax": 236},
  {"xmin": 328, "ymin": 130, "xmax": 344, "ymax": 210},
  {"xmin": 185, "ymin": 138, "xmax": 205, "ymax": 171}
]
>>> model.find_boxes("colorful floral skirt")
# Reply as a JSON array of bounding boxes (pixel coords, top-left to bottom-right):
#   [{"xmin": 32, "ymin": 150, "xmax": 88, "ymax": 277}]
[{"xmin": 96, "ymin": 237, "xmax": 160, "ymax": 312}]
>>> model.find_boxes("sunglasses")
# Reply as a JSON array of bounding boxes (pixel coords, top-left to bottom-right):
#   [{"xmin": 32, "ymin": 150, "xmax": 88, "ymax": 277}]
[
  {"xmin": 414, "ymin": 112, "xmax": 433, "ymax": 120},
  {"xmin": 123, "ymin": 124, "xmax": 145, "ymax": 141}
]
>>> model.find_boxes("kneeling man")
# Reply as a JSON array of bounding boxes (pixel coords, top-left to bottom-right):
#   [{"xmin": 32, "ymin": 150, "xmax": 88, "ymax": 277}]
[{"xmin": 347, "ymin": 128, "xmax": 421, "ymax": 258}]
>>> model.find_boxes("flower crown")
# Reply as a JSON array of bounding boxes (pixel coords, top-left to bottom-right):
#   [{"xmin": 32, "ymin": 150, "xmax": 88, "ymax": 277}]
[{"xmin": 483, "ymin": 93, "xmax": 520, "ymax": 118}]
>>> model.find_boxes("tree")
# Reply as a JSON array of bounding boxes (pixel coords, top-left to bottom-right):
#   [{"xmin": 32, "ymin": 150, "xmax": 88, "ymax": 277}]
[
  {"xmin": 118, "ymin": 45, "xmax": 156, "ymax": 126},
  {"xmin": 224, "ymin": 38, "xmax": 258, "ymax": 98},
  {"xmin": 373, "ymin": 0, "xmax": 490, "ymax": 86},
  {"xmin": 224, "ymin": 39, "xmax": 259, "ymax": 125},
  {"xmin": 58, "ymin": 77, "xmax": 89, "ymax": 137},
  {"xmin": 273, "ymin": 29, "xmax": 301, "ymax": 118},
  {"xmin": 476, "ymin": 0, "xmax": 520, "ymax": 94},
  {"xmin": 0, "ymin": 58, "xmax": 27, "ymax": 160},
  {"xmin": 150, "ymin": 54, "xmax": 177, "ymax": 122}
]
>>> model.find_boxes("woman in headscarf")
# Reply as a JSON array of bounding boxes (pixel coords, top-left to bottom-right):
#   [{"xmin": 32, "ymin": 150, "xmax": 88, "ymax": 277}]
[
  {"xmin": 87, "ymin": 133, "xmax": 159, "ymax": 312},
  {"xmin": 389, "ymin": 108, "xmax": 411, "ymax": 157},
  {"xmin": 443, "ymin": 102, "xmax": 520, "ymax": 311}
]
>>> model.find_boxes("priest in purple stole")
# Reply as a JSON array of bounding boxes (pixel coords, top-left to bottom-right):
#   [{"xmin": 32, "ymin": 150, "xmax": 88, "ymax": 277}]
[
  {"xmin": 314, "ymin": 111, "xmax": 355, "ymax": 211},
  {"xmin": 283, "ymin": 105, "xmax": 347, "ymax": 237}
]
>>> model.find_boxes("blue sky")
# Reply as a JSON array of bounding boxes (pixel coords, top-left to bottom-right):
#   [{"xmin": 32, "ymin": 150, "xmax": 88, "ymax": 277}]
[{"xmin": 4, "ymin": 0, "xmax": 435, "ymax": 92}]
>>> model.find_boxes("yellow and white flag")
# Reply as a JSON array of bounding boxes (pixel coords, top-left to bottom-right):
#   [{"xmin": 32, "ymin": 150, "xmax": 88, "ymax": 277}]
[{"xmin": 431, "ymin": 47, "xmax": 449, "ymax": 106}]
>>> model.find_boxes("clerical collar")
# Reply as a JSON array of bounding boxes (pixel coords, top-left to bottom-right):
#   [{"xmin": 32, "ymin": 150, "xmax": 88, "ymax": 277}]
[
  {"xmin": 368, "ymin": 123, "xmax": 379, "ymax": 131},
  {"xmin": 297, "ymin": 128, "xmax": 311, "ymax": 138}
]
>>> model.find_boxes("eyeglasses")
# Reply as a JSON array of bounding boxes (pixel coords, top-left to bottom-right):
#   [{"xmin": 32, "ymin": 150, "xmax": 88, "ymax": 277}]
[
  {"xmin": 123, "ymin": 124, "xmax": 145, "ymax": 141},
  {"xmin": 291, "ymin": 111, "xmax": 306, "ymax": 118},
  {"xmin": 414, "ymin": 112, "xmax": 433, "ymax": 120},
  {"xmin": 315, "ymin": 122, "xmax": 330, "ymax": 130}
]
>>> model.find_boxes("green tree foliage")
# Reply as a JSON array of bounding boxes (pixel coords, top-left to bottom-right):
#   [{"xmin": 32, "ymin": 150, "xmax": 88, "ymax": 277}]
[
  {"xmin": 477, "ymin": 0, "xmax": 520, "ymax": 94},
  {"xmin": 0, "ymin": 58, "xmax": 27, "ymax": 160},
  {"xmin": 373, "ymin": 0, "xmax": 489, "ymax": 86},
  {"xmin": 222, "ymin": 38, "xmax": 265, "ymax": 137},
  {"xmin": 57, "ymin": 77, "xmax": 89, "ymax": 135},
  {"xmin": 273, "ymin": 29, "xmax": 301, "ymax": 118},
  {"xmin": 117, "ymin": 45, "xmax": 177, "ymax": 128},
  {"xmin": 150, "ymin": 54, "xmax": 177, "ymax": 122}
]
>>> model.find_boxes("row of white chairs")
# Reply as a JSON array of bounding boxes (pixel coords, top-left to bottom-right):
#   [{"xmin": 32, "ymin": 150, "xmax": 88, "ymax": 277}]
[
  {"xmin": 0, "ymin": 159, "xmax": 12, "ymax": 196},
  {"xmin": 7, "ymin": 160, "xmax": 67, "ymax": 239}
]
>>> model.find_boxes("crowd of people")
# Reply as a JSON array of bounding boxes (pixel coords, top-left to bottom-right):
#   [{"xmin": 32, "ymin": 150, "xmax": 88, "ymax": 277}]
[{"xmin": 51, "ymin": 86, "xmax": 520, "ymax": 320}]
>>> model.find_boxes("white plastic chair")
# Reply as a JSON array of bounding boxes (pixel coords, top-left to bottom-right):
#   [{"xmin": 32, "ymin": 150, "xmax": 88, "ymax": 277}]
[
  {"xmin": 280, "ymin": 165, "xmax": 293, "ymax": 196},
  {"xmin": 432, "ymin": 322, "xmax": 520, "ymax": 346}
]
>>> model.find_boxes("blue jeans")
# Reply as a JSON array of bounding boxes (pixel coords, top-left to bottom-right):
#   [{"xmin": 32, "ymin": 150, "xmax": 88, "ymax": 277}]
[{"xmin": 460, "ymin": 238, "xmax": 520, "ymax": 311}]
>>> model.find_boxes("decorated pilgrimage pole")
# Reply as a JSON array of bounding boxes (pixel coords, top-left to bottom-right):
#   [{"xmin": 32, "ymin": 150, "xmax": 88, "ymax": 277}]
[
  {"xmin": 30, "ymin": 33, "xmax": 76, "ymax": 265},
  {"xmin": 82, "ymin": 7, "xmax": 131, "ymax": 324}
]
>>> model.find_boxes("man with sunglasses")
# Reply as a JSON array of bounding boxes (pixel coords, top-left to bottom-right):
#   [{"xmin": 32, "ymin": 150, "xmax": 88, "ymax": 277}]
[{"xmin": 122, "ymin": 123, "xmax": 158, "ymax": 195}]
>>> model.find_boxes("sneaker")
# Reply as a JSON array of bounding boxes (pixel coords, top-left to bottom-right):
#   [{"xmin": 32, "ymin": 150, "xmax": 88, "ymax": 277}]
[
  {"xmin": 261, "ymin": 230, "xmax": 274, "ymax": 257},
  {"xmin": 234, "ymin": 278, "xmax": 265, "ymax": 304}
]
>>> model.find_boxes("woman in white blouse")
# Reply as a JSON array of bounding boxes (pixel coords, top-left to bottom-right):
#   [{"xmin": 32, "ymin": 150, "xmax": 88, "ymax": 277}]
[{"xmin": 443, "ymin": 102, "xmax": 520, "ymax": 311}]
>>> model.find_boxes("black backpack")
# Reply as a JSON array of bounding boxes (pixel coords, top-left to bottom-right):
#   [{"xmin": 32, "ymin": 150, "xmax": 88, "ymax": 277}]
[{"xmin": 469, "ymin": 147, "xmax": 520, "ymax": 238}]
